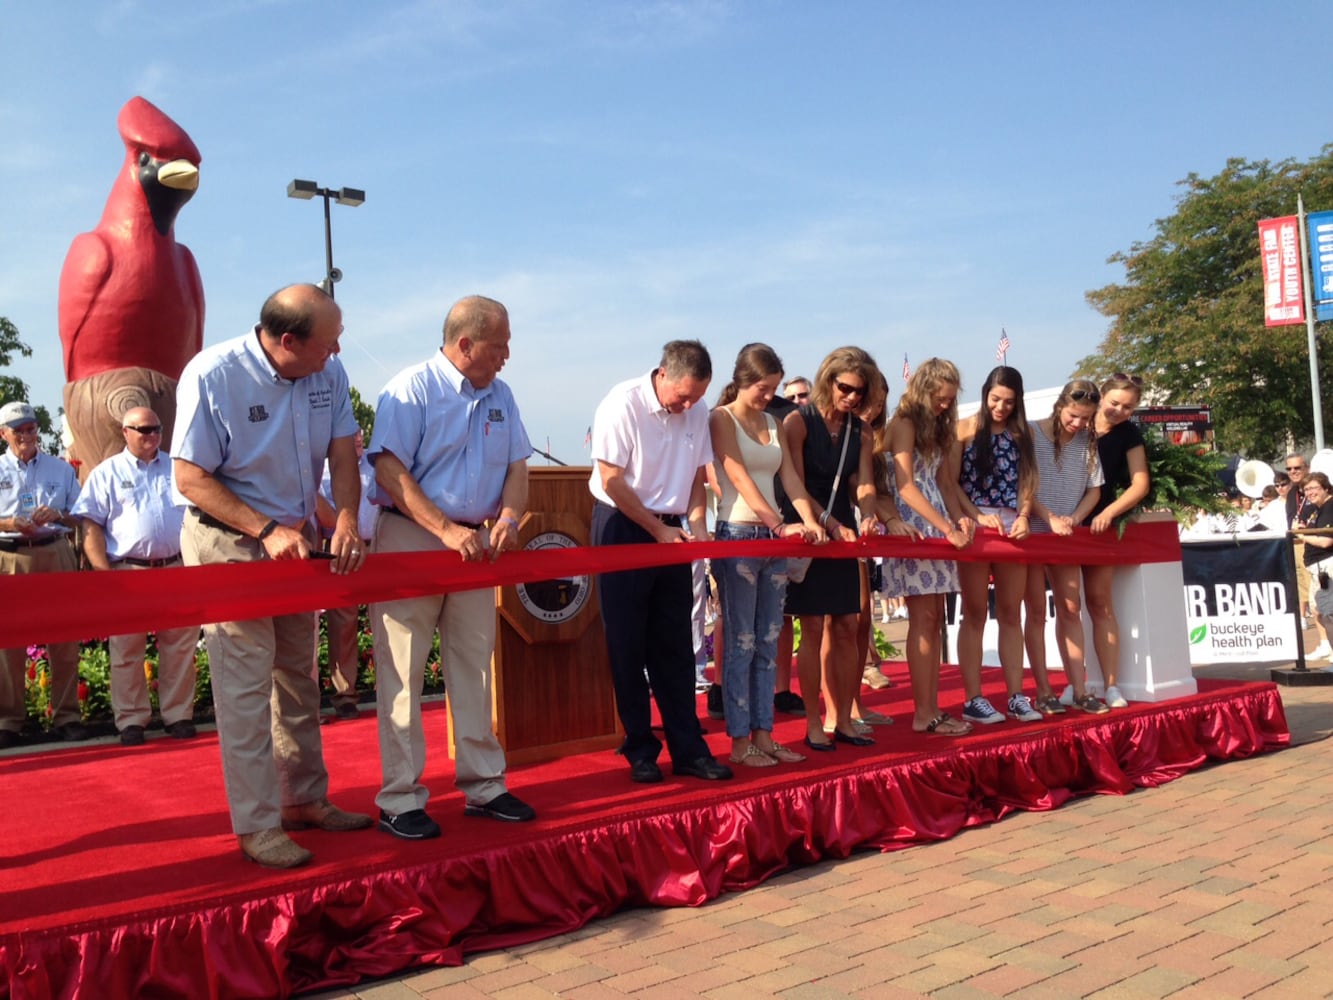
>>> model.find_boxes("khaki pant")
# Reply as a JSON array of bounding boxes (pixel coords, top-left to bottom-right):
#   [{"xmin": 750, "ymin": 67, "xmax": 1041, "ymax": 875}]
[
  {"xmin": 181, "ymin": 511, "xmax": 328, "ymax": 835},
  {"xmin": 107, "ymin": 561, "xmax": 199, "ymax": 730},
  {"xmin": 370, "ymin": 511, "xmax": 506, "ymax": 814},
  {"xmin": 0, "ymin": 539, "xmax": 80, "ymax": 732}
]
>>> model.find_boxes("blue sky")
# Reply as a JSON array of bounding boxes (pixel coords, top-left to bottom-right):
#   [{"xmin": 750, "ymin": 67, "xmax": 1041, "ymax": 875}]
[{"xmin": 4, "ymin": 1, "xmax": 1330, "ymax": 463}]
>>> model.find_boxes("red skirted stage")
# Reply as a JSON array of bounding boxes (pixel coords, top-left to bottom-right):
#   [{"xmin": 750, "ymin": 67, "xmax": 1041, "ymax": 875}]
[{"xmin": 0, "ymin": 665, "xmax": 1288, "ymax": 1000}]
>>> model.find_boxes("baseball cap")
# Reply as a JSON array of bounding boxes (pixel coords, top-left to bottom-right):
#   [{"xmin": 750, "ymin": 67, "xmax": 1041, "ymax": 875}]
[{"xmin": 0, "ymin": 401, "xmax": 37, "ymax": 428}]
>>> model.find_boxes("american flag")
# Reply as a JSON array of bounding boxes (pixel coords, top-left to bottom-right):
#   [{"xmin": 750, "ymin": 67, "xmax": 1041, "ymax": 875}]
[
  {"xmin": 902, "ymin": 354, "xmax": 911, "ymax": 383},
  {"xmin": 996, "ymin": 328, "xmax": 1011, "ymax": 363},
  {"xmin": 583, "ymin": 425, "xmax": 592, "ymax": 450}
]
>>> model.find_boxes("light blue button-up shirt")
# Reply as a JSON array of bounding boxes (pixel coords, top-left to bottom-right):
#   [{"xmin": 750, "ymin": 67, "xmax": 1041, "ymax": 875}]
[
  {"xmin": 319, "ymin": 452, "xmax": 377, "ymax": 541},
  {"xmin": 72, "ymin": 448, "xmax": 183, "ymax": 560},
  {"xmin": 367, "ymin": 348, "xmax": 531, "ymax": 522},
  {"xmin": 172, "ymin": 327, "xmax": 359, "ymax": 523},
  {"xmin": 0, "ymin": 450, "xmax": 80, "ymax": 540}
]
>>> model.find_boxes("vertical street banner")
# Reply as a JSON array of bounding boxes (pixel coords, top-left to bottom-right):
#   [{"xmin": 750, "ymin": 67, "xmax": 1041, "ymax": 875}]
[
  {"xmin": 1307, "ymin": 209, "xmax": 1333, "ymax": 322},
  {"xmin": 1181, "ymin": 536, "xmax": 1298, "ymax": 664},
  {"xmin": 1258, "ymin": 216, "xmax": 1306, "ymax": 326}
]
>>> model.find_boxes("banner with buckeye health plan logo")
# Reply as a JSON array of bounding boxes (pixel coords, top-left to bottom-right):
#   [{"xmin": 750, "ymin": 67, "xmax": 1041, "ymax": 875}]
[{"xmin": 1181, "ymin": 535, "xmax": 1299, "ymax": 663}]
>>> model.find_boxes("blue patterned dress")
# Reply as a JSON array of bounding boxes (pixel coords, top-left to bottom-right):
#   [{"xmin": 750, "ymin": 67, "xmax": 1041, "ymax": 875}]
[{"xmin": 888, "ymin": 449, "xmax": 959, "ymax": 596}]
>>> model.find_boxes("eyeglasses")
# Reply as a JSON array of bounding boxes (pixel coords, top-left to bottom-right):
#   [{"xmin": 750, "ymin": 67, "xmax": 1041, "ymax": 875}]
[
  {"xmin": 1111, "ymin": 372, "xmax": 1144, "ymax": 387},
  {"xmin": 790, "ymin": 391, "xmax": 810, "ymax": 400},
  {"xmin": 1068, "ymin": 389, "xmax": 1101, "ymax": 404},
  {"xmin": 1277, "ymin": 482, "xmax": 1292, "ymax": 488},
  {"xmin": 124, "ymin": 425, "xmax": 162, "ymax": 435},
  {"xmin": 834, "ymin": 380, "xmax": 866, "ymax": 397},
  {"xmin": 1287, "ymin": 465, "xmax": 1306, "ymax": 471}
]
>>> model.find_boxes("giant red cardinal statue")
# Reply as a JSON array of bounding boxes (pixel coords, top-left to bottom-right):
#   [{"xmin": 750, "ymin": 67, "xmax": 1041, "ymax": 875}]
[{"xmin": 58, "ymin": 96, "xmax": 204, "ymax": 477}]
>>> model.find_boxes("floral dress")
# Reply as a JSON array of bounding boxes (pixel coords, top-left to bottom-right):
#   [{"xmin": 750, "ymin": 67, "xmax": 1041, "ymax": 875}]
[{"xmin": 888, "ymin": 449, "xmax": 959, "ymax": 596}]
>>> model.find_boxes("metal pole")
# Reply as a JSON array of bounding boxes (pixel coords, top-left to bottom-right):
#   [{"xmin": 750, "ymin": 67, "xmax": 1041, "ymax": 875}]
[
  {"xmin": 1299, "ymin": 193, "xmax": 1323, "ymax": 450},
  {"xmin": 322, "ymin": 189, "xmax": 336, "ymax": 301}
]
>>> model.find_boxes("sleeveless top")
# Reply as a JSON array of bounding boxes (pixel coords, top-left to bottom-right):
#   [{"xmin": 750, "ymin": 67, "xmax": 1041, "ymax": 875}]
[
  {"xmin": 714, "ymin": 409, "xmax": 782, "ymax": 522},
  {"xmin": 783, "ymin": 404, "xmax": 861, "ymax": 525},
  {"xmin": 1032, "ymin": 422, "xmax": 1104, "ymax": 531},
  {"xmin": 960, "ymin": 428, "xmax": 1021, "ymax": 509}
]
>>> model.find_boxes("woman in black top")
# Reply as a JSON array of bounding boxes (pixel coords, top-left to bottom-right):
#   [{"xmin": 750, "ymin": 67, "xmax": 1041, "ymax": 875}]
[
  {"xmin": 1079, "ymin": 374, "xmax": 1150, "ymax": 710},
  {"xmin": 1299, "ymin": 473, "xmax": 1333, "ymax": 648},
  {"xmin": 782, "ymin": 347, "xmax": 882, "ymax": 751}
]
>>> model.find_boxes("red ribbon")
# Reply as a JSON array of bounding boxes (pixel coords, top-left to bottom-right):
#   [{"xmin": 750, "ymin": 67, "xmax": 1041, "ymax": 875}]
[{"xmin": 0, "ymin": 520, "xmax": 1180, "ymax": 648}]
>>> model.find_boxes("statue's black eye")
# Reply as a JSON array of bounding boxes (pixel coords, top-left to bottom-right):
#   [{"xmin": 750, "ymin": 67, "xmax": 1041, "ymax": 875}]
[{"xmin": 139, "ymin": 152, "xmax": 151, "ymax": 166}]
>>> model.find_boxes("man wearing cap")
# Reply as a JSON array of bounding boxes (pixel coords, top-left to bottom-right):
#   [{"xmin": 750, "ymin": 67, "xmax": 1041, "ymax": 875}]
[
  {"xmin": 0, "ymin": 400, "xmax": 88, "ymax": 747},
  {"xmin": 174, "ymin": 283, "xmax": 372, "ymax": 869},
  {"xmin": 73, "ymin": 406, "xmax": 199, "ymax": 746}
]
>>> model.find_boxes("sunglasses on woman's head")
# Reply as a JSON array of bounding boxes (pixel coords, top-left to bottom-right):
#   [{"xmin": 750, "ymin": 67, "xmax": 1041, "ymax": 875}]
[
  {"xmin": 1112, "ymin": 372, "xmax": 1144, "ymax": 387},
  {"xmin": 1069, "ymin": 388, "xmax": 1101, "ymax": 404}
]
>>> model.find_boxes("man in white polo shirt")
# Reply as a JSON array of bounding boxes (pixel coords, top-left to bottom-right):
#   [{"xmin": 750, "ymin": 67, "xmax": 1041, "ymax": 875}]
[
  {"xmin": 589, "ymin": 340, "xmax": 732, "ymax": 785},
  {"xmin": 174, "ymin": 283, "xmax": 372, "ymax": 869},
  {"xmin": 74, "ymin": 405, "xmax": 199, "ymax": 746}
]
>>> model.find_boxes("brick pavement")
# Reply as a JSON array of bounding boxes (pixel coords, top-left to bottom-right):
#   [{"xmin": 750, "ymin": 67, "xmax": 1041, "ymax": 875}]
[{"xmin": 307, "ymin": 652, "xmax": 1333, "ymax": 1000}]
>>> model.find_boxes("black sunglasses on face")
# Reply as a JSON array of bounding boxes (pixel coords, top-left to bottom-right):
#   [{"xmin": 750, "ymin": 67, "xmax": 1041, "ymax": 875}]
[
  {"xmin": 834, "ymin": 380, "xmax": 865, "ymax": 397},
  {"xmin": 125, "ymin": 425, "xmax": 162, "ymax": 435}
]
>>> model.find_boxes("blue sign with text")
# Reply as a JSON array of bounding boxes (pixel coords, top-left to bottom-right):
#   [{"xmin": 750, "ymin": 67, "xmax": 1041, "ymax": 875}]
[{"xmin": 1307, "ymin": 210, "xmax": 1333, "ymax": 322}]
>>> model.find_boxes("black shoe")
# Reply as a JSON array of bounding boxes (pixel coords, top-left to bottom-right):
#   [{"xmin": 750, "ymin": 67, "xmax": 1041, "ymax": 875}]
[
  {"xmin": 0, "ymin": 730, "xmax": 22, "ymax": 750},
  {"xmin": 803, "ymin": 735, "xmax": 836, "ymax": 752},
  {"xmin": 464, "ymin": 791, "xmax": 536, "ymax": 822},
  {"xmin": 629, "ymin": 759, "xmax": 664, "ymax": 784},
  {"xmin": 833, "ymin": 728, "xmax": 875, "ymax": 747},
  {"xmin": 58, "ymin": 722, "xmax": 91, "ymax": 742},
  {"xmin": 163, "ymin": 720, "xmax": 196, "ymax": 739},
  {"xmin": 334, "ymin": 702, "xmax": 360, "ymax": 721},
  {"xmin": 705, "ymin": 683, "xmax": 724, "ymax": 720},
  {"xmin": 119, "ymin": 725, "xmax": 146, "ymax": 746},
  {"xmin": 378, "ymin": 808, "xmax": 442, "ymax": 840},
  {"xmin": 672, "ymin": 756, "xmax": 734, "ymax": 781},
  {"xmin": 774, "ymin": 690, "xmax": 806, "ymax": 715}
]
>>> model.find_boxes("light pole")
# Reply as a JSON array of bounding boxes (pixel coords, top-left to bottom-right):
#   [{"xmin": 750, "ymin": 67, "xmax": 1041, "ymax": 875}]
[{"xmin": 286, "ymin": 179, "xmax": 365, "ymax": 300}]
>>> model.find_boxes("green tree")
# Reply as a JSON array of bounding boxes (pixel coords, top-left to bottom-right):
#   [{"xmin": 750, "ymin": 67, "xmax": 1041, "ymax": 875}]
[
  {"xmin": 1079, "ymin": 146, "xmax": 1333, "ymax": 459},
  {"xmin": 0, "ymin": 316, "xmax": 59, "ymax": 452},
  {"xmin": 349, "ymin": 385, "xmax": 374, "ymax": 439}
]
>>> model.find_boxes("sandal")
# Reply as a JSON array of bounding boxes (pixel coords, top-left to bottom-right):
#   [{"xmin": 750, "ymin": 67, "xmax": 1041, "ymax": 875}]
[
  {"xmin": 855, "ymin": 710, "xmax": 894, "ymax": 726},
  {"xmin": 728, "ymin": 744, "xmax": 778, "ymax": 767},
  {"xmin": 915, "ymin": 712, "xmax": 972, "ymax": 736},
  {"xmin": 760, "ymin": 742, "xmax": 806, "ymax": 764}
]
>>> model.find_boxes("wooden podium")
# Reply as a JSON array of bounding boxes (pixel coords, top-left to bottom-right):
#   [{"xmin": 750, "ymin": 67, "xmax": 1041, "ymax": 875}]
[{"xmin": 491, "ymin": 466, "xmax": 621, "ymax": 765}]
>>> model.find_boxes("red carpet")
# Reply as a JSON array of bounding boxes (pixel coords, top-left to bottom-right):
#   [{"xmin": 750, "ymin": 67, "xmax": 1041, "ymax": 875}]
[{"xmin": 0, "ymin": 665, "xmax": 1289, "ymax": 1000}]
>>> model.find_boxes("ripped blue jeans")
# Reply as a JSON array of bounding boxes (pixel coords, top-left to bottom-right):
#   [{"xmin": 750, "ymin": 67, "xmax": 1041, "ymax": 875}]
[{"xmin": 712, "ymin": 521, "xmax": 788, "ymax": 738}]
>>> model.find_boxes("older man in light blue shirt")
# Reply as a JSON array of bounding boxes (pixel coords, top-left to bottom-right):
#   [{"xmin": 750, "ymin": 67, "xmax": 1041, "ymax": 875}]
[
  {"xmin": 74, "ymin": 406, "xmax": 199, "ymax": 746},
  {"xmin": 368, "ymin": 294, "xmax": 533, "ymax": 841},
  {"xmin": 0, "ymin": 400, "xmax": 86, "ymax": 747},
  {"xmin": 174, "ymin": 283, "xmax": 372, "ymax": 870}
]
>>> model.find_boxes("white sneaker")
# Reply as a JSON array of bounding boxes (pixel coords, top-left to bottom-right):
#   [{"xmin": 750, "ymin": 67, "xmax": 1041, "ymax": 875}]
[
  {"xmin": 962, "ymin": 696, "xmax": 1004, "ymax": 725},
  {"xmin": 1007, "ymin": 693, "xmax": 1043, "ymax": 722},
  {"xmin": 892, "ymin": 607, "xmax": 909, "ymax": 620},
  {"xmin": 1309, "ymin": 643, "xmax": 1332, "ymax": 660},
  {"xmin": 1104, "ymin": 685, "xmax": 1128, "ymax": 709},
  {"xmin": 1058, "ymin": 685, "xmax": 1074, "ymax": 707}
]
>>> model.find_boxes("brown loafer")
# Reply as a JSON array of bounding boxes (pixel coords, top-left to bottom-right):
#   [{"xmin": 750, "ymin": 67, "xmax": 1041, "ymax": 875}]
[
  {"xmin": 280, "ymin": 798, "xmax": 373, "ymax": 832},
  {"xmin": 239, "ymin": 827, "xmax": 313, "ymax": 869}
]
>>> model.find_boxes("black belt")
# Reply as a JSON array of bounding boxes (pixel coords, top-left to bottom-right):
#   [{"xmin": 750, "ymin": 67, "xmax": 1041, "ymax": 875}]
[
  {"xmin": 0, "ymin": 534, "xmax": 63, "ymax": 552},
  {"xmin": 189, "ymin": 507, "xmax": 244, "ymax": 536},
  {"xmin": 595, "ymin": 500, "xmax": 682, "ymax": 527},
  {"xmin": 113, "ymin": 555, "xmax": 182, "ymax": 568},
  {"xmin": 382, "ymin": 506, "xmax": 482, "ymax": 530}
]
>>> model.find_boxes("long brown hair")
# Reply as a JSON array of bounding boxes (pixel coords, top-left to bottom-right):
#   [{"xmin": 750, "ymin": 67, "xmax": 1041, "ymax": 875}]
[
  {"xmin": 893, "ymin": 357, "xmax": 960, "ymax": 462},
  {"xmin": 1049, "ymin": 379, "xmax": 1100, "ymax": 473},
  {"xmin": 971, "ymin": 365, "xmax": 1036, "ymax": 505},
  {"xmin": 715, "ymin": 342, "xmax": 783, "ymax": 407},
  {"xmin": 809, "ymin": 346, "xmax": 878, "ymax": 415}
]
